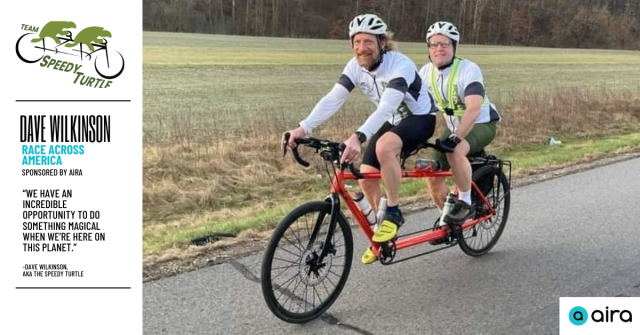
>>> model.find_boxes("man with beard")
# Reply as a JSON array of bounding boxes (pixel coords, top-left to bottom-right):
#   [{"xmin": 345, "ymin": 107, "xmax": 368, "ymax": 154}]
[
  {"xmin": 418, "ymin": 21, "xmax": 501, "ymax": 236},
  {"xmin": 284, "ymin": 14, "xmax": 438, "ymax": 264}
]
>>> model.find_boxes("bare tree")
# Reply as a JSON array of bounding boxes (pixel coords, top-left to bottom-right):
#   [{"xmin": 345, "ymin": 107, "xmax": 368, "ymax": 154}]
[{"xmin": 141, "ymin": 0, "xmax": 640, "ymax": 50}]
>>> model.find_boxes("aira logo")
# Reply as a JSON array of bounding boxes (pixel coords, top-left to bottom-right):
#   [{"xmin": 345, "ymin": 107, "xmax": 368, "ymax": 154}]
[
  {"xmin": 16, "ymin": 21, "xmax": 125, "ymax": 88},
  {"xmin": 569, "ymin": 306, "xmax": 633, "ymax": 326}
]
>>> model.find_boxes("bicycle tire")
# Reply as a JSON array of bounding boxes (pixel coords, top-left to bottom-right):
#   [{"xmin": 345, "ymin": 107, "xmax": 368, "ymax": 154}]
[
  {"xmin": 94, "ymin": 49, "xmax": 125, "ymax": 80},
  {"xmin": 16, "ymin": 33, "xmax": 45, "ymax": 64},
  {"xmin": 261, "ymin": 201, "xmax": 353, "ymax": 323},
  {"xmin": 459, "ymin": 164, "xmax": 511, "ymax": 256}
]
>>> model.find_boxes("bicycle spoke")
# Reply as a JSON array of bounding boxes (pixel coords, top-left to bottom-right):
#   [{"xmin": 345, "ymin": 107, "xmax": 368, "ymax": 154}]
[
  {"xmin": 270, "ymin": 264, "xmax": 298, "ymax": 271},
  {"xmin": 290, "ymin": 224, "xmax": 306, "ymax": 251},
  {"xmin": 474, "ymin": 197, "xmax": 502, "ymax": 247},
  {"xmin": 275, "ymin": 275, "xmax": 298, "ymax": 306},
  {"xmin": 480, "ymin": 228, "xmax": 489, "ymax": 248},
  {"xmin": 304, "ymin": 213, "xmax": 312, "ymax": 242},
  {"xmin": 276, "ymin": 245, "xmax": 302, "ymax": 258},
  {"xmin": 326, "ymin": 263, "xmax": 345, "ymax": 267},
  {"xmin": 327, "ymin": 268, "xmax": 343, "ymax": 278},
  {"xmin": 325, "ymin": 273, "xmax": 338, "ymax": 288},
  {"xmin": 289, "ymin": 275, "xmax": 305, "ymax": 303},
  {"xmin": 300, "ymin": 213, "xmax": 324, "ymax": 248},
  {"xmin": 313, "ymin": 286, "xmax": 323, "ymax": 310},
  {"xmin": 485, "ymin": 227, "xmax": 492, "ymax": 245},
  {"xmin": 321, "ymin": 280, "xmax": 331, "ymax": 301},
  {"xmin": 276, "ymin": 270, "xmax": 299, "ymax": 289},
  {"xmin": 281, "ymin": 234, "xmax": 304, "ymax": 253},
  {"xmin": 284, "ymin": 278, "xmax": 301, "ymax": 312},
  {"xmin": 272, "ymin": 256, "xmax": 300, "ymax": 265},
  {"xmin": 271, "ymin": 264, "xmax": 297, "ymax": 281},
  {"xmin": 285, "ymin": 277, "xmax": 305, "ymax": 312},
  {"xmin": 302, "ymin": 283, "xmax": 308, "ymax": 314},
  {"xmin": 275, "ymin": 272, "xmax": 300, "ymax": 301}
]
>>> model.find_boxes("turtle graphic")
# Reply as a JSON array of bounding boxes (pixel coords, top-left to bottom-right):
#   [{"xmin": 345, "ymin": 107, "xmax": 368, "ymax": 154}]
[
  {"xmin": 31, "ymin": 21, "xmax": 76, "ymax": 44},
  {"xmin": 65, "ymin": 27, "xmax": 112, "ymax": 52}
]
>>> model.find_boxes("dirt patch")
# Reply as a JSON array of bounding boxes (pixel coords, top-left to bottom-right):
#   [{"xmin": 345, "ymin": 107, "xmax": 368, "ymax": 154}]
[{"xmin": 143, "ymin": 149, "xmax": 640, "ymax": 282}]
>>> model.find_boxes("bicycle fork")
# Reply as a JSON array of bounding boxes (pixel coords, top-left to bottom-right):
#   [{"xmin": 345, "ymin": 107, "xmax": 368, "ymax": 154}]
[{"xmin": 304, "ymin": 194, "xmax": 341, "ymax": 266}]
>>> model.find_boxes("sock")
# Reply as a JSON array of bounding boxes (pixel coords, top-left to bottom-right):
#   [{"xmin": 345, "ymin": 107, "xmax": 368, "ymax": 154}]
[
  {"xmin": 384, "ymin": 205, "xmax": 403, "ymax": 227},
  {"xmin": 459, "ymin": 190, "xmax": 471, "ymax": 205},
  {"xmin": 386, "ymin": 205, "xmax": 401, "ymax": 215}
]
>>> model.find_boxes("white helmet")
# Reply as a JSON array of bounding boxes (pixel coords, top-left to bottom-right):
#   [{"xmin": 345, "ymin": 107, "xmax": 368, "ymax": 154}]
[
  {"xmin": 426, "ymin": 21, "xmax": 460, "ymax": 43},
  {"xmin": 349, "ymin": 14, "xmax": 387, "ymax": 38}
]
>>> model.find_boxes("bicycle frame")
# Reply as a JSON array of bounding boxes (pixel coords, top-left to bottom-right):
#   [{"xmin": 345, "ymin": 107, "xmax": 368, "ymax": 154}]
[
  {"xmin": 34, "ymin": 32, "xmax": 110, "ymax": 63},
  {"xmin": 282, "ymin": 134, "xmax": 509, "ymax": 265},
  {"xmin": 328, "ymin": 167, "xmax": 496, "ymax": 259}
]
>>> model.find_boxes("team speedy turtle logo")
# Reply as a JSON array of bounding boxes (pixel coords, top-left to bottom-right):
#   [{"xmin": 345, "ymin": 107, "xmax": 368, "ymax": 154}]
[{"xmin": 16, "ymin": 21, "xmax": 125, "ymax": 87}]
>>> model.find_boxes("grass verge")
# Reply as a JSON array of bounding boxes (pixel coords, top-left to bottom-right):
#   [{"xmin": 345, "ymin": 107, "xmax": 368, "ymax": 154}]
[{"xmin": 143, "ymin": 130, "xmax": 640, "ymax": 259}]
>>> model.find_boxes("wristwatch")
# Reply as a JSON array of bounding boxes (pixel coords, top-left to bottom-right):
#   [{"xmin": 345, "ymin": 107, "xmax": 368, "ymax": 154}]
[
  {"xmin": 355, "ymin": 131, "xmax": 367, "ymax": 143},
  {"xmin": 449, "ymin": 133, "xmax": 461, "ymax": 144}
]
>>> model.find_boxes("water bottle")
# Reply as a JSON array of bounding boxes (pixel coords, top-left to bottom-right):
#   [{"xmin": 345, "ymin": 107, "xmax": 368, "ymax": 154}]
[
  {"xmin": 438, "ymin": 192, "xmax": 457, "ymax": 227},
  {"xmin": 374, "ymin": 196, "xmax": 387, "ymax": 231},
  {"xmin": 415, "ymin": 159, "xmax": 441, "ymax": 171},
  {"xmin": 352, "ymin": 191, "xmax": 377, "ymax": 226}
]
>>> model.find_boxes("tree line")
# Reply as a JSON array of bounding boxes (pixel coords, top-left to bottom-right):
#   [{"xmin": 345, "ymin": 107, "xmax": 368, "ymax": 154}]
[{"xmin": 143, "ymin": 0, "xmax": 640, "ymax": 49}]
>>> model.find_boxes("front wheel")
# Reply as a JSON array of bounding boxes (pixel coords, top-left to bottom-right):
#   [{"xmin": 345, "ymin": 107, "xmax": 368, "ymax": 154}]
[
  {"xmin": 261, "ymin": 201, "xmax": 353, "ymax": 323},
  {"xmin": 94, "ymin": 49, "xmax": 125, "ymax": 79},
  {"xmin": 459, "ymin": 164, "xmax": 511, "ymax": 256}
]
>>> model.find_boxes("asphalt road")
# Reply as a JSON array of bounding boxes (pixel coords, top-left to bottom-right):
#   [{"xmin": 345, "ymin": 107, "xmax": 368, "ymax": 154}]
[{"xmin": 144, "ymin": 158, "xmax": 640, "ymax": 335}]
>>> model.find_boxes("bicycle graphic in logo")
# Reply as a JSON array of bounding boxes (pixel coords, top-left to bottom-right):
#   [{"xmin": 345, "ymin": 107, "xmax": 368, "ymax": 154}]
[{"xmin": 16, "ymin": 21, "xmax": 125, "ymax": 80}]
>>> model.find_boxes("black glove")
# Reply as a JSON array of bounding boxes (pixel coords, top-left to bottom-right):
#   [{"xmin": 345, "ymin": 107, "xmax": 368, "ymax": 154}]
[{"xmin": 436, "ymin": 137, "xmax": 457, "ymax": 153}]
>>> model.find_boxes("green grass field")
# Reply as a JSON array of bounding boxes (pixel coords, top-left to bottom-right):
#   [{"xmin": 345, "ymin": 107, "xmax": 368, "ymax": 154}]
[
  {"xmin": 143, "ymin": 32, "xmax": 640, "ymax": 140},
  {"xmin": 143, "ymin": 32, "xmax": 640, "ymax": 260}
]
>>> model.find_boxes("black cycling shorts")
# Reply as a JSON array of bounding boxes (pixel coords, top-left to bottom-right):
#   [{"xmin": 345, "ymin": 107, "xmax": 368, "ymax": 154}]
[{"xmin": 362, "ymin": 114, "xmax": 436, "ymax": 170}]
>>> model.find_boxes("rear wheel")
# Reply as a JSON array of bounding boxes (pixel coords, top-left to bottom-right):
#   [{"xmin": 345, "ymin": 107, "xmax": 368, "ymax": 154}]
[
  {"xmin": 16, "ymin": 33, "xmax": 45, "ymax": 63},
  {"xmin": 459, "ymin": 164, "xmax": 510, "ymax": 256},
  {"xmin": 261, "ymin": 201, "xmax": 353, "ymax": 323}
]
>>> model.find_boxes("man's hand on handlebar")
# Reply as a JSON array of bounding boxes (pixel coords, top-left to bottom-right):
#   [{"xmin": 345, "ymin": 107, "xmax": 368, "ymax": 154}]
[
  {"xmin": 436, "ymin": 138, "xmax": 457, "ymax": 153},
  {"xmin": 339, "ymin": 134, "xmax": 361, "ymax": 165},
  {"xmin": 284, "ymin": 127, "xmax": 306, "ymax": 148}
]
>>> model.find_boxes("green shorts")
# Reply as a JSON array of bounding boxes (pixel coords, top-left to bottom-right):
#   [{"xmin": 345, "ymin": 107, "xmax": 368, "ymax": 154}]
[{"xmin": 428, "ymin": 122, "xmax": 497, "ymax": 170}]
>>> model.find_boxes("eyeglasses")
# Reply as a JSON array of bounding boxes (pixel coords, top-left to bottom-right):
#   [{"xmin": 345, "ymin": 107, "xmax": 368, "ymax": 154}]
[{"xmin": 428, "ymin": 41, "xmax": 452, "ymax": 49}]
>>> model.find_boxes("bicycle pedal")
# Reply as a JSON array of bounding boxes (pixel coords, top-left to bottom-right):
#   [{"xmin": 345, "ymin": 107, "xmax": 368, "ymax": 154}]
[
  {"xmin": 445, "ymin": 222, "xmax": 463, "ymax": 239},
  {"xmin": 378, "ymin": 240, "xmax": 397, "ymax": 265}
]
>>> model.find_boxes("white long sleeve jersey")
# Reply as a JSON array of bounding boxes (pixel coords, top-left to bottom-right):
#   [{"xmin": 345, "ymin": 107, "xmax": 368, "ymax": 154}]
[{"xmin": 299, "ymin": 51, "xmax": 437, "ymax": 140}]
